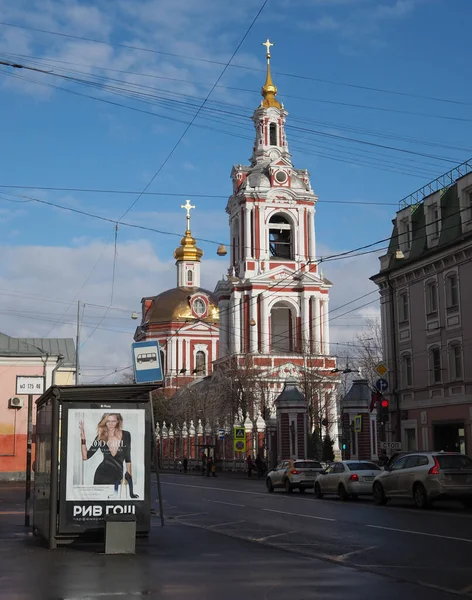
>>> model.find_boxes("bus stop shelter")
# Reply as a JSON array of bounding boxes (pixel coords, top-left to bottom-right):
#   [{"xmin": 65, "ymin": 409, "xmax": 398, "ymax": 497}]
[{"xmin": 33, "ymin": 383, "xmax": 159, "ymax": 549}]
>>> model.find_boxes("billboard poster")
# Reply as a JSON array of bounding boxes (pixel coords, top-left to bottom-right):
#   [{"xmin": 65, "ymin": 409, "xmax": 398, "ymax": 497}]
[{"xmin": 59, "ymin": 404, "xmax": 150, "ymax": 534}]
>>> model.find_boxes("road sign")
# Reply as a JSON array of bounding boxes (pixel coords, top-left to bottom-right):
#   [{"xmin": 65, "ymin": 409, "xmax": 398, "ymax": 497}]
[
  {"xmin": 375, "ymin": 378, "xmax": 389, "ymax": 393},
  {"xmin": 218, "ymin": 428, "xmax": 225, "ymax": 441},
  {"xmin": 375, "ymin": 362, "xmax": 388, "ymax": 377},
  {"xmin": 380, "ymin": 441, "xmax": 402, "ymax": 451},
  {"xmin": 16, "ymin": 375, "xmax": 45, "ymax": 396},
  {"xmin": 132, "ymin": 341, "xmax": 163, "ymax": 384},
  {"xmin": 233, "ymin": 426, "xmax": 246, "ymax": 453},
  {"xmin": 353, "ymin": 415, "xmax": 362, "ymax": 433}
]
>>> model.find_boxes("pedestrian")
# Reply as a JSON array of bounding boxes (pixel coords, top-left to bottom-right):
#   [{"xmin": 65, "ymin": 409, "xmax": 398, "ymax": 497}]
[
  {"xmin": 378, "ymin": 449, "xmax": 389, "ymax": 468},
  {"xmin": 255, "ymin": 454, "xmax": 263, "ymax": 479},
  {"xmin": 211, "ymin": 459, "xmax": 217, "ymax": 477},
  {"xmin": 201, "ymin": 453, "xmax": 207, "ymax": 476},
  {"xmin": 206, "ymin": 456, "xmax": 213, "ymax": 477},
  {"xmin": 183, "ymin": 456, "xmax": 188, "ymax": 474},
  {"xmin": 247, "ymin": 454, "xmax": 254, "ymax": 478}
]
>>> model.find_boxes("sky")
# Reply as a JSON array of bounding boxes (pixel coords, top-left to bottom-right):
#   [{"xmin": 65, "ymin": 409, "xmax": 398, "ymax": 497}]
[{"xmin": 0, "ymin": 0, "xmax": 470, "ymax": 382}]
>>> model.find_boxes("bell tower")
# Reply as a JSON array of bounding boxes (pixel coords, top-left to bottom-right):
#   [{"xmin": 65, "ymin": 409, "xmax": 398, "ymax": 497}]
[
  {"xmin": 216, "ymin": 40, "xmax": 332, "ymax": 362},
  {"xmin": 174, "ymin": 200, "xmax": 203, "ymax": 288}
]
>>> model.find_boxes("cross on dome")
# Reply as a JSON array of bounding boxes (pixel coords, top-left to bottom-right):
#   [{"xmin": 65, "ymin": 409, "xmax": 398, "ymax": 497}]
[
  {"xmin": 181, "ymin": 199, "xmax": 196, "ymax": 230},
  {"xmin": 262, "ymin": 38, "xmax": 273, "ymax": 58}
]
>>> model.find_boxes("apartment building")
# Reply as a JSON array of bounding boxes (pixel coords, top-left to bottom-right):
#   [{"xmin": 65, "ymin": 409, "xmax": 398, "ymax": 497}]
[{"xmin": 371, "ymin": 166, "xmax": 472, "ymax": 455}]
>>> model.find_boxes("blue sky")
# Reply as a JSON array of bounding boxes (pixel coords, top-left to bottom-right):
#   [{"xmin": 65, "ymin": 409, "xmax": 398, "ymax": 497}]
[{"xmin": 0, "ymin": 0, "xmax": 470, "ymax": 380}]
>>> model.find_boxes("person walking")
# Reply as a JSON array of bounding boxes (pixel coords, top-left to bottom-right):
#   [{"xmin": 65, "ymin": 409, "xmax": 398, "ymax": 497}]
[
  {"xmin": 247, "ymin": 454, "xmax": 254, "ymax": 478},
  {"xmin": 183, "ymin": 456, "xmax": 188, "ymax": 474},
  {"xmin": 206, "ymin": 456, "xmax": 213, "ymax": 477},
  {"xmin": 201, "ymin": 453, "xmax": 207, "ymax": 476}
]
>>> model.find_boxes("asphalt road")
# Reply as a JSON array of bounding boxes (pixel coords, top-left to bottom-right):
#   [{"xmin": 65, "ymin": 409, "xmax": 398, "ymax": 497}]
[
  {"xmin": 1, "ymin": 477, "xmax": 472, "ymax": 599},
  {"xmin": 160, "ymin": 472, "xmax": 472, "ymax": 598}
]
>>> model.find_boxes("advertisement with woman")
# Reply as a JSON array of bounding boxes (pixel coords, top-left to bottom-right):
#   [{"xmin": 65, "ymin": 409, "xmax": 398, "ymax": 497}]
[{"xmin": 66, "ymin": 409, "xmax": 145, "ymax": 502}]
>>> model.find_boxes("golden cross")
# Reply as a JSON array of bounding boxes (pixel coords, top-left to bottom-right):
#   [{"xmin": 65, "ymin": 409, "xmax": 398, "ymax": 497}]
[
  {"xmin": 181, "ymin": 199, "xmax": 196, "ymax": 226},
  {"xmin": 262, "ymin": 38, "xmax": 274, "ymax": 57}
]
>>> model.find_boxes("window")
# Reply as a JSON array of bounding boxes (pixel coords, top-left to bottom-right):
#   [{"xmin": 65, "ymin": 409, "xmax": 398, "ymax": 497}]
[
  {"xmin": 346, "ymin": 462, "xmax": 381, "ymax": 471},
  {"xmin": 428, "ymin": 204, "xmax": 440, "ymax": 237},
  {"xmin": 426, "ymin": 281, "xmax": 438, "ymax": 314},
  {"xmin": 449, "ymin": 342, "xmax": 463, "ymax": 380},
  {"xmin": 435, "ymin": 454, "xmax": 472, "ymax": 469},
  {"xmin": 192, "ymin": 298, "xmax": 206, "ymax": 317},
  {"xmin": 404, "ymin": 428, "xmax": 417, "ymax": 451},
  {"xmin": 187, "ymin": 270, "xmax": 193, "ymax": 284},
  {"xmin": 445, "ymin": 274, "xmax": 459, "ymax": 309},
  {"xmin": 391, "ymin": 456, "xmax": 409, "ymax": 470},
  {"xmin": 401, "ymin": 353, "xmax": 412, "ymax": 387},
  {"xmin": 195, "ymin": 350, "xmax": 206, "ymax": 375},
  {"xmin": 269, "ymin": 215, "xmax": 292, "ymax": 259},
  {"xmin": 430, "ymin": 347, "xmax": 442, "ymax": 383},
  {"xmin": 269, "ymin": 123, "xmax": 277, "ymax": 146},
  {"xmin": 398, "ymin": 292, "xmax": 409, "ymax": 323},
  {"xmin": 399, "ymin": 217, "xmax": 412, "ymax": 251},
  {"xmin": 332, "ymin": 463, "xmax": 345, "ymax": 473}
]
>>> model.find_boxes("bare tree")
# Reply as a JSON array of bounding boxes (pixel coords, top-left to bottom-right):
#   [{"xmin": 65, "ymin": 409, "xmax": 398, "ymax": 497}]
[{"xmin": 352, "ymin": 317, "xmax": 383, "ymax": 387}]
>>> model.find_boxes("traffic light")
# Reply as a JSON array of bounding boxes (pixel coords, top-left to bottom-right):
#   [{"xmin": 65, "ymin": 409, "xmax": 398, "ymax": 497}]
[{"xmin": 379, "ymin": 397, "xmax": 390, "ymax": 424}]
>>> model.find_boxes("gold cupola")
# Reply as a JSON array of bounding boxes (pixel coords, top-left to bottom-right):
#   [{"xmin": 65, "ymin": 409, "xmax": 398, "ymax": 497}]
[
  {"xmin": 261, "ymin": 38, "xmax": 281, "ymax": 109},
  {"xmin": 173, "ymin": 199, "xmax": 203, "ymax": 263}
]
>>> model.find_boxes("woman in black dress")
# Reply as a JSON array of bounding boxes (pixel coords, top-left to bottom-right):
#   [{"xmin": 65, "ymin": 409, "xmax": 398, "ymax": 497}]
[{"xmin": 79, "ymin": 413, "xmax": 139, "ymax": 499}]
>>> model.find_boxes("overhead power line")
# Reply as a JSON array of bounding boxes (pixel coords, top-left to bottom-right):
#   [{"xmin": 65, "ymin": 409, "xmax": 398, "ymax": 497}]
[{"xmin": 0, "ymin": 20, "xmax": 469, "ymax": 107}]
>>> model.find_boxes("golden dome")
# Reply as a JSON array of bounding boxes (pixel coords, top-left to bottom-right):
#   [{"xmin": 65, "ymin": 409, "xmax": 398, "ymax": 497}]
[
  {"xmin": 261, "ymin": 38, "xmax": 281, "ymax": 109},
  {"xmin": 142, "ymin": 287, "xmax": 219, "ymax": 323},
  {"xmin": 174, "ymin": 230, "xmax": 203, "ymax": 262}
]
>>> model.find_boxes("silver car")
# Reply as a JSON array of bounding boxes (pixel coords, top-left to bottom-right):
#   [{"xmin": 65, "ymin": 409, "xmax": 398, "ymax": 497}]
[
  {"xmin": 314, "ymin": 460, "xmax": 382, "ymax": 500},
  {"xmin": 373, "ymin": 452, "xmax": 472, "ymax": 509}
]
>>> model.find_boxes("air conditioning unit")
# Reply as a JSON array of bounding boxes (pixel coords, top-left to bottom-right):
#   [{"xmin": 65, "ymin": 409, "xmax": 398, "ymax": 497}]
[{"xmin": 9, "ymin": 397, "xmax": 23, "ymax": 409}]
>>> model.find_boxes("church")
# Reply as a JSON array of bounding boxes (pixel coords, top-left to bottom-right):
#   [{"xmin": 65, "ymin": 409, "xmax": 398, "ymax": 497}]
[{"xmin": 134, "ymin": 40, "xmax": 338, "ymax": 438}]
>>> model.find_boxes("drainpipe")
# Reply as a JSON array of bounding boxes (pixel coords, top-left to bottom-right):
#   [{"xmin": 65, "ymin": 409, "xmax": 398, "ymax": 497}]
[
  {"xmin": 52, "ymin": 354, "xmax": 65, "ymax": 386},
  {"xmin": 386, "ymin": 275, "xmax": 401, "ymax": 443}
]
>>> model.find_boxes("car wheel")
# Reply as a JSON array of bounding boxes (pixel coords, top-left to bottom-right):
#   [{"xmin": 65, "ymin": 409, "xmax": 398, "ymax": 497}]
[
  {"xmin": 299, "ymin": 487, "xmax": 305, "ymax": 494},
  {"xmin": 284, "ymin": 478, "xmax": 293, "ymax": 493},
  {"xmin": 373, "ymin": 482, "xmax": 387, "ymax": 505},
  {"xmin": 413, "ymin": 483, "xmax": 430, "ymax": 509},
  {"xmin": 338, "ymin": 483, "xmax": 349, "ymax": 501},
  {"xmin": 314, "ymin": 482, "xmax": 323, "ymax": 499},
  {"xmin": 266, "ymin": 478, "xmax": 274, "ymax": 493}
]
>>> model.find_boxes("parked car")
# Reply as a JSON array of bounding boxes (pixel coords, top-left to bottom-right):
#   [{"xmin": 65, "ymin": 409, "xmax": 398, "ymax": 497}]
[
  {"xmin": 314, "ymin": 460, "xmax": 382, "ymax": 500},
  {"xmin": 266, "ymin": 459, "xmax": 324, "ymax": 493},
  {"xmin": 373, "ymin": 452, "xmax": 472, "ymax": 509}
]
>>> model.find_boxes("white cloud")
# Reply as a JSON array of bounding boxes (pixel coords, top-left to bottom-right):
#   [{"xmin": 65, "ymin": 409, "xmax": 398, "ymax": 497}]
[{"xmin": 0, "ymin": 238, "xmax": 224, "ymax": 382}]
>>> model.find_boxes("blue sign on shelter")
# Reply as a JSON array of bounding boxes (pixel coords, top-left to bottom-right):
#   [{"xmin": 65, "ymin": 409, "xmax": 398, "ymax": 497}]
[{"xmin": 132, "ymin": 341, "xmax": 163, "ymax": 384}]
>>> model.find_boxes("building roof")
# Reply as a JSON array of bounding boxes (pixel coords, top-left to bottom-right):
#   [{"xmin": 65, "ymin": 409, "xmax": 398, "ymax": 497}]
[
  {"xmin": 0, "ymin": 332, "xmax": 76, "ymax": 367},
  {"xmin": 373, "ymin": 182, "xmax": 471, "ymax": 278},
  {"xmin": 141, "ymin": 287, "xmax": 219, "ymax": 325}
]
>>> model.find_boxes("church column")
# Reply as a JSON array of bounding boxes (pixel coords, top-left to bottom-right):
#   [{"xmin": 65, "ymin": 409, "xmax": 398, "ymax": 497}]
[
  {"xmin": 312, "ymin": 296, "xmax": 321, "ymax": 354},
  {"xmin": 260, "ymin": 293, "xmax": 269, "ymax": 353},
  {"xmin": 219, "ymin": 299, "xmax": 229, "ymax": 357},
  {"xmin": 308, "ymin": 209, "xmax": 316, "ymax": 261},
  {"xmin": 321, "ymin": 298, "xmax": 330, "ymax": 355},
  {"xmin": 244, "ymin": 205, "xmax": 252, "ymax": 259},
  {"xmin": 231, "ymin": 291, "xmax": 241, "ymax": 354},
  {"xmin": 301, "ymin": 291, "xmax": 310, "ymax": 354},
  {"xmin": 249, "ymin": 292, "xmax": 258, "ymax": 353}
]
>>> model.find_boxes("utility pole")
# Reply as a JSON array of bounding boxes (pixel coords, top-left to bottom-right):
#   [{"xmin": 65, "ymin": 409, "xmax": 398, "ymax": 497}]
[{"xmin": 76, "ymin": 301, "xmax": 81, "ymax": 385}]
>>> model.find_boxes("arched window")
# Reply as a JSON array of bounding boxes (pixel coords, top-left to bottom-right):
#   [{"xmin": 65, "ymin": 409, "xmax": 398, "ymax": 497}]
[
  {"xmin": 401, "ymin": 352, "xmax": 412, "ymax": 387},
  {"xmin": 159, "ymin": 350, "xmax": 166, "ymax": 375},
  {"xmin": 269, "ymin": 214, "xmax": 292, "ymax": 259},
  {"xmin": 232, "ymin": 217, "xmax": 240, "ymax": 264},
  {"xmin": 430, "ymin": 346, "xmax": 442, "ymax": 384},
  {"xmin": 187, "ymin": 270, "xmax": 193, "ymax": 285},
  {"xmin": 270, "ymin": 303, "xmax": 295, "ymax": 353},
  {"xmin": 445, "ymin": 273, "xmax": 459, "ymax": 309},
  {"xmin": 269, "ymin": 123, "xmax": 277, "ymax": 146},
  {"xmin": 449, "ymin": 342, "xmax": 463, "ymax": 380},
  {"xmin": 195, "ymin": 351, "xmax": 206, "ymax": 375},
  {"xmin": 425, "ymin": 280, "xmax": 438, "ymax": 314}
]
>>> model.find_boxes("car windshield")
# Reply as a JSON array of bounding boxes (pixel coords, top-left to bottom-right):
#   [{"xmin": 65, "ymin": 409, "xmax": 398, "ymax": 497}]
[
  {"xmin": 347, "ymin": 462, "xmax": 381, "ymax": 471},
  {"xmin": 294, "ymin": 461, "xmax": 321, "ymax": 469},
  {"xmin": 435, "ymin": 455, "xmax": 472, "ymax": 470}
]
